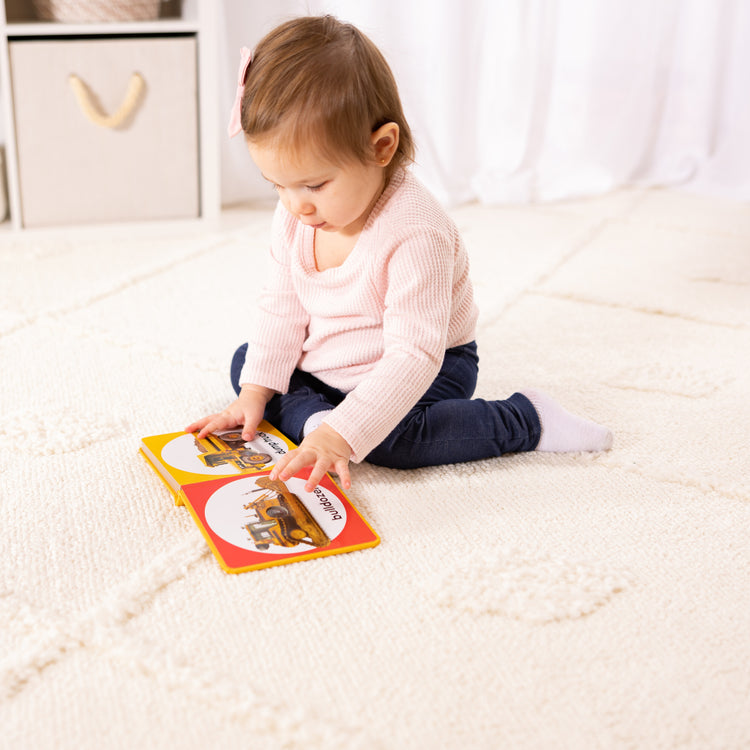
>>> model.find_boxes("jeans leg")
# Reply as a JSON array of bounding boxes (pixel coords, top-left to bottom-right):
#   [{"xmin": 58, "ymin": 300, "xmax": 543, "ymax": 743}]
[
  {"xmin": 365, "ymin": 342, "xmax": 541, "ymax": 469},
  {"xmin": 230, "ymin": 343, "xmax": 249, "ymax": 396},
  {"xmin": 366, "ymin": 393, "xmax": 540, "ymax": 469},
  {"xmin": 418, "ymin": 341, "xmax": 479, "ymax": 404}
]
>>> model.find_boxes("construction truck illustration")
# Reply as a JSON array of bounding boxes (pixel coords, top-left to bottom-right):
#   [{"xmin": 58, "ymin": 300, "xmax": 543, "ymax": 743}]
[
  {"xmin": 243, "ymin": 476, "xmax": 331, "ymax": 551},
  {"xmin": 194, "ymin": 430, "xmax": 273, "ymax": 472}
]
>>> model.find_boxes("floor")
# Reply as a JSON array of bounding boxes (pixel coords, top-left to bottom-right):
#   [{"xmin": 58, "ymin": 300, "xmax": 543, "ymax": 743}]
[{"xmin": 0, "ymin": 187, "xmax": 748, "ymax": 749}]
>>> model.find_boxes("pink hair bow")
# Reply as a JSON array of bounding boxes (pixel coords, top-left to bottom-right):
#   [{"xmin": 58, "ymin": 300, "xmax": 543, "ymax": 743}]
[{"xmin": 227, "ymin": 46, "xmax": 253, "ymax": 138}]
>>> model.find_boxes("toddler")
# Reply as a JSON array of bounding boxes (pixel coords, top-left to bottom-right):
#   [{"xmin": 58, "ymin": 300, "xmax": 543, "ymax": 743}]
[{"xmin": 187, "ymin": 15, "xmax": 612, "ymax": 491}]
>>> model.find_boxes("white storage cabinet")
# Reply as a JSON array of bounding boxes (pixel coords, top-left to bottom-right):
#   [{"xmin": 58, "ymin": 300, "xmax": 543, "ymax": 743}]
[{"xmin": 0, "ymin": 0, "xmax": 219, "ymax": 229}]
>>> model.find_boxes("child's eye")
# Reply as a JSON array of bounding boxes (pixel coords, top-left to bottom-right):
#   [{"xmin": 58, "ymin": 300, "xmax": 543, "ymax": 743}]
[{"xmin": 306, "ymin": 182, "xmax": 327, "ymax": 192}]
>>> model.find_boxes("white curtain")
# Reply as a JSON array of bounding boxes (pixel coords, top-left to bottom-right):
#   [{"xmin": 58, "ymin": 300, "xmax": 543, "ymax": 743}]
[{"xmin": 219, "ymin": 0, "xmax": 750, "ymax": 206}]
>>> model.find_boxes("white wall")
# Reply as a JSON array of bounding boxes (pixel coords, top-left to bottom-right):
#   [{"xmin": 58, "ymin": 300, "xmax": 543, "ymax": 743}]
[{"xmin": 220, "ymin": 0, "xmax": 750, "ymax": 206}]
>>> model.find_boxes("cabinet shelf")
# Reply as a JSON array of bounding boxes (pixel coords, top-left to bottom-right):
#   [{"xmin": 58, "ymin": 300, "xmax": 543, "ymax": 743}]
[{"xmin": 4, "ymin": 19, "xmax": 201, "ymax": 37}]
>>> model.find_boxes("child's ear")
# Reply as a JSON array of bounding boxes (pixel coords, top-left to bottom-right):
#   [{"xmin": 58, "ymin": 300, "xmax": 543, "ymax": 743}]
[{"xmin": 371, "ymin": 122, "xmax": 400, "ymax": 166}]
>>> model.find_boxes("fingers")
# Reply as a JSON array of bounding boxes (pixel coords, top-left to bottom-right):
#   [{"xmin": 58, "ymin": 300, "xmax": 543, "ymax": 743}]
[
  {"xmin": 302, "ymin": 455, "xmax": 351, "ymax": 492},
  {"xmin": 186, "ymin": 411, "xmax": 249, "ymax": 440},
  {"xmin": 195, "ymin": 414, "xmax": 234, "ymax": 439},
  {"xmin": 185, "ymin": 415, "xmax": 227, "ymax": 438},
  {"xmin": 334, "ymin": 458, "xmax": 352, "ymax": 491},
  {"xmin": 274, "ymin": 453, "xmax": 334, "ymax": 492},
  {"xmin": 269, "ymin": 448, "xmax": 306, "ymax": 483},
  {"xmin": 269, "ymin": 424, "xmax": 353, "ymax": 490},
  {"xmin": 304, "ymin": 458, "xmax": 330, "ymax": 492},
  {"xmin": 269, "ymin": 449, "xmax": 324, "ymax": 491},
  {"xmin": 187, "ymin": 401, "xmax": 264, "ymax": 441},
  {"xmin": 198, "ymin": 414, "xmax": 242, "ymax": 440},
  {"xmin": 184, "ymin": 416, "xmax": 211, "ymax": 434},
  {"xmin": 270, "ymin": 450, "xmax": 352, "ymax": 492}
]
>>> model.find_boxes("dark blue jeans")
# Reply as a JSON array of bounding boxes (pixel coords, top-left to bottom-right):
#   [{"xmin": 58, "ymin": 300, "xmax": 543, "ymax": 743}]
[{"xmin": 230, "ymin": 341, "xmax": 540, "ymax": 469}]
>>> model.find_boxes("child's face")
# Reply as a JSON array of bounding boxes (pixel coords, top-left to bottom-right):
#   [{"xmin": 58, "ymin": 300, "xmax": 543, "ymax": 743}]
[{"xmin": 248, "ymin": 140, "xmax": 386, "ymax": 237}]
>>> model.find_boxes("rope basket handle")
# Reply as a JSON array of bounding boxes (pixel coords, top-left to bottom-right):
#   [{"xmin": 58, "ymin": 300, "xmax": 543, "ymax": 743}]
[{"xmin": 68, "ymin": 72, "xmax": 145, "ymax": 129}]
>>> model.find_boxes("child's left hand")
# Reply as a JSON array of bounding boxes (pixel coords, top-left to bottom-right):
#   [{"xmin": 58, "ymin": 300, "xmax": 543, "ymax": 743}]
[{"xmin": 270, "ymin": 423, "xmax": 352, "ymax": 491}]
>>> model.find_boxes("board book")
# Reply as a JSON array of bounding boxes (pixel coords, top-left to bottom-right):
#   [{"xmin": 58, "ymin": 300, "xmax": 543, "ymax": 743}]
[{"xmin": 139, "ymin": 422, "xmax": 379, "ymax": 573}]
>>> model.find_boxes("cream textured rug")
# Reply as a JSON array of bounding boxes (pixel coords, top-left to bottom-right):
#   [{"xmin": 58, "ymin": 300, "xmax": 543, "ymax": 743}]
[{"xmin": 1, "ymin": 188, "xmax": 749, "ymax": 749}]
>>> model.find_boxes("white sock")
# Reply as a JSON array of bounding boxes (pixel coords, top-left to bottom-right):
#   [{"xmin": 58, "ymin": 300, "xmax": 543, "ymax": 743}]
[
  {"xmin": 520, "ymin": 389, "xmax": 613, "ymax": 452},
  {"xmin": 302, "ymin": 410, "xmax": 333, "ymax": 438}
]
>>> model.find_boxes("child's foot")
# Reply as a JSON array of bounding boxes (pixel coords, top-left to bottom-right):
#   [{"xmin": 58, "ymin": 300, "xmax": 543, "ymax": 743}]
[{"xmin": 520, "ymin": 388, "xmax": 613, "ymax": 452}]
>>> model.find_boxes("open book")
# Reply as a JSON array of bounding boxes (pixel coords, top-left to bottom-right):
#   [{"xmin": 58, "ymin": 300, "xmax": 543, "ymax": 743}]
[{"xmin": 140, "ymin": 421, "xmax": 379, "ymax": 573}]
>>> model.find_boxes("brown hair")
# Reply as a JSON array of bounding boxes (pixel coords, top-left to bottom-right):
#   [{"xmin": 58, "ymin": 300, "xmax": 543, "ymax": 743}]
[{"xmin": 240, "ymin": 15, "xmax": 414, "ymax": 178}]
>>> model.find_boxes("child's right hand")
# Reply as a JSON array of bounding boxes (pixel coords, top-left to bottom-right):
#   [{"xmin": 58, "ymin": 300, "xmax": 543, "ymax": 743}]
[{"xmin": 185, "ymin": 384, "xmax": 274, "ymax": 441}]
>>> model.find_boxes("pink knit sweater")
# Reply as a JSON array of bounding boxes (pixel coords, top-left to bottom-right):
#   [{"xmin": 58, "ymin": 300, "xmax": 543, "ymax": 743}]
[{"xmin": 239, "ymin": 169, "xmax": 478, "ymax": 462}]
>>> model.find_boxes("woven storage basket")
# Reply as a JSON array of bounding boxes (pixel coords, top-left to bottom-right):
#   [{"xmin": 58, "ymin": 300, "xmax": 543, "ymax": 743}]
[{"xmin": 32, "ymin": 0, "xmax": 160, "ymax": 22}]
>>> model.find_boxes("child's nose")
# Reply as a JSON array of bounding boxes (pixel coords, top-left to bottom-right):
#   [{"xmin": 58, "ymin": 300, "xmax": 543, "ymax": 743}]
[{"xmin": 290, "ymin": 194, "xmax": 314, "ymax": 216}]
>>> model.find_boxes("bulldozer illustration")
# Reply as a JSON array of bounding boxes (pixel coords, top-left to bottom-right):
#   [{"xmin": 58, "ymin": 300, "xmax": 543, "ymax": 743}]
[
  {"xmin": 194, "ymin": 430, "xmax": 273, "ymax": 472},
  {"xmin": 243, "ymin": 476, "xmax": 331, "ymax": 551}
]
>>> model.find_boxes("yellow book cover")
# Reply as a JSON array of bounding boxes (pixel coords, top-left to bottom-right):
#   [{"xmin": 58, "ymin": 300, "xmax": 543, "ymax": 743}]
[{"xmin": 139, "ymin": 421, "xmax": 295, "ymax": 505}]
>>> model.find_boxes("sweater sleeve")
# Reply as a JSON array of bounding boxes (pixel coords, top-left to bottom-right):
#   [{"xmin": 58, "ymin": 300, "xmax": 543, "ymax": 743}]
[
  {"xmin": 239, "ymin": 204, "xmax": 309, "ymax": 393},
  {"xmin": 324, "ymin": 224, "xmax": 455, "ymax": 462}
]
